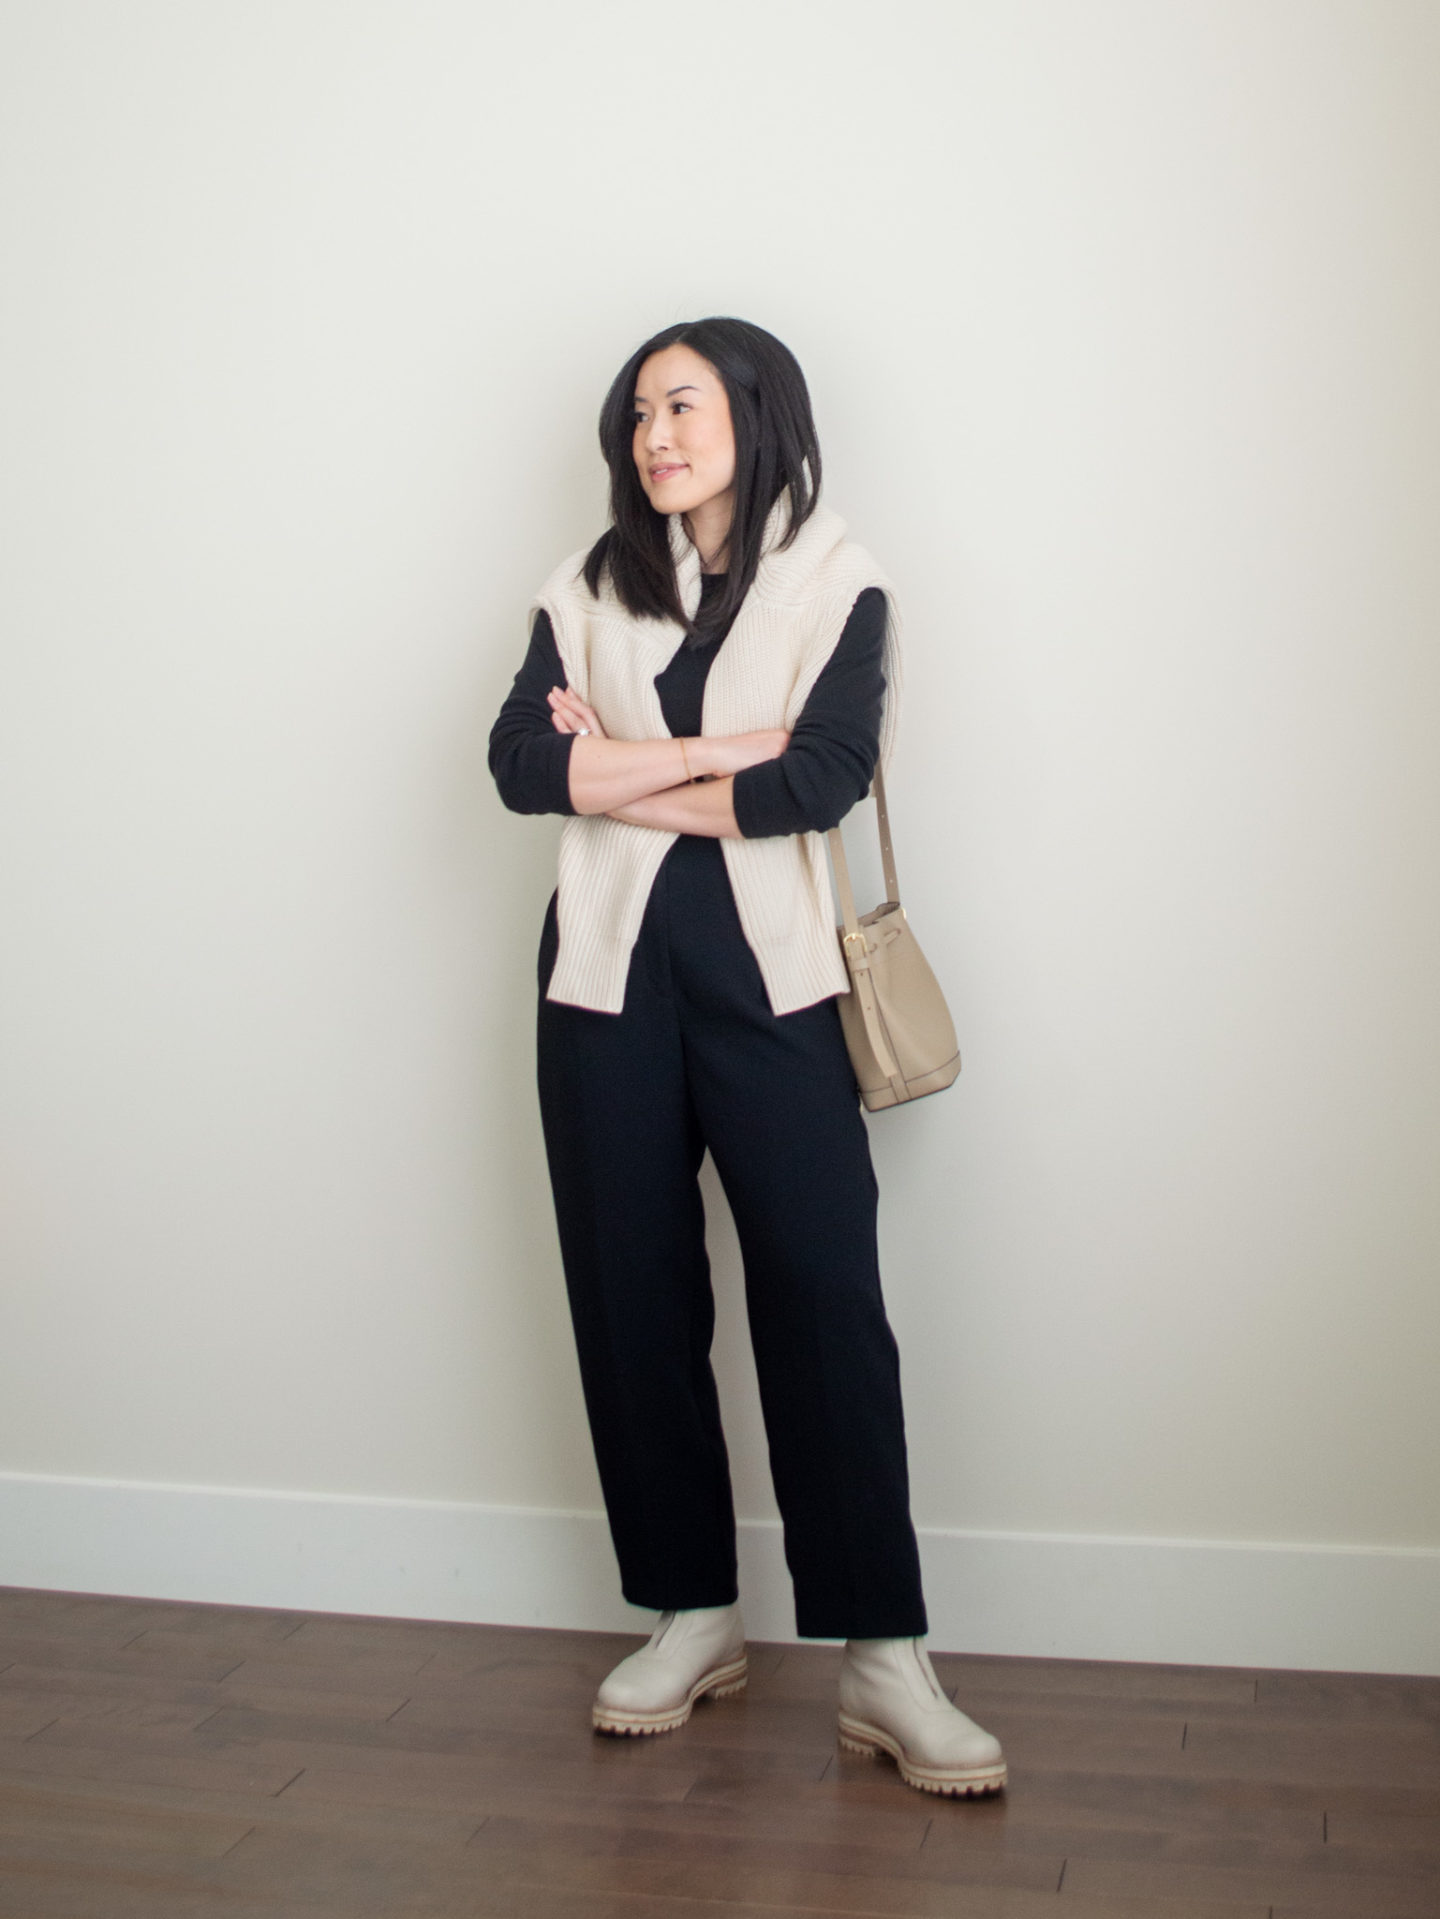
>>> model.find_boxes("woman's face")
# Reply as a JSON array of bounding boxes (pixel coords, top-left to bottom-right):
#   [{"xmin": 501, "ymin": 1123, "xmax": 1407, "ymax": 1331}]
[{"xmin": 632, "ymin": 343, "xmax": 736, "ymax": 524}]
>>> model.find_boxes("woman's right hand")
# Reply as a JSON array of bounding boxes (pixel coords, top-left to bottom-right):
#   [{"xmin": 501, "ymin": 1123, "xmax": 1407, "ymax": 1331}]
[{"xmin": 701, "ymin": 728, "xmax": 791, "ymax": 777}]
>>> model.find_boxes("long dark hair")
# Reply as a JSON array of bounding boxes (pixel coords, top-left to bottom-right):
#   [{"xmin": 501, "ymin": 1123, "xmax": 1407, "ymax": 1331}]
[{"xmin": 580, "ymin": 316, "xmax": 822, "ymax": 638}]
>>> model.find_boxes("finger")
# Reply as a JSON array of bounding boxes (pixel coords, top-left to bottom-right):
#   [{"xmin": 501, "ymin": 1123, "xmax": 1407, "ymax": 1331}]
[{"xmin": 551, "ymin": 686, "xmax": 603, "ymax": 738}]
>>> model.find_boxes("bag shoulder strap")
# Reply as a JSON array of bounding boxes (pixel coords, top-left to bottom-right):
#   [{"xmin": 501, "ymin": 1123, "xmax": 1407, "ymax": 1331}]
[
  {"xmin": 873, "ymin": 763, "xmax": 900, "ymax": 906},
  {"xmin": 828, "ymin": 766, "xmax": 906, "ymax": 1099},
  {"xmin": 827, "ymin": 764, "xmax": 900, "ymax": 940}
]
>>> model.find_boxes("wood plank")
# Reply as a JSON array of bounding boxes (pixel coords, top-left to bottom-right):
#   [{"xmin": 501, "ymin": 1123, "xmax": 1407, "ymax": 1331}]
[
  {"xmin": 1181, "ymin": 1715, "xmax": 1440, "ymax": 1790},
  {"xmin": 132, "ymin": 1631, "xmax": 434, "ymax": 1678},
  {"xmin": 1255, "ymin": 1669, "xmax": 1440, "ymax": 1722},
  {"xmin": 270, "ymin": 1743, "xmax": 761, "ymax": 1817},
  {"xmin": 480, "ymin": 1892, "xmax": 1266, "ymax": 1919},
  {"xmin": 469, "ymin": 1812, "xmax": 1060, "ymax": 1889},
  {"xmin": 0, "ymin": 1861, "xmax": 371, "ymax": 1919},
  {"xmin": 1325, "ymin": 1806, "xmax": 1440, "ymax": 1855},
  {"xmin": 931, "ymin": 1653, "xmax": 1259, "ymax": 1711},
  {"xmin": 477, "ymin": 1791, "xmax": 931, "ymax": 1854},
  {"xmin": 1065, "ymin": 1851, "xmax": 1440, "ymax": 1915},
  {"xmin": 0, "ymin": 1731, "xmax": 305, "ymax": 1798},
  {"xmin": 0, "ymin": 1633, "xmax": 250, "ymax": 1684},
  {"xmin": 0, "ymin": 1763, "xmax": 484, "ymax": 1846},
  {"xmin": 698, "ymin": 1755, "xmax": 1440, "ymax": 1820},
  {"xmin": 0, "ymin": 1661, "xmax": 230, "ymax": 1709},
  {"xmin": 919, "ymin": 1778, "xmax": 1320, "ymax": 1847},
  {"xmin": 0, "ymin": 1660, "xmax": 409, "ymax": 1726},
  {"xmin": 0, "ymin": 1788, "xmax": 250, "ymax": 1862}
]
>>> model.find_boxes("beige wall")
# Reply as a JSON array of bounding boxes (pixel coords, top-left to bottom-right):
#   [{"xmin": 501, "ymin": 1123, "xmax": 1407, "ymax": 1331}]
[{"xmin": 2, "ymin": 0, "xmax": 1437, "ymax": 1590}]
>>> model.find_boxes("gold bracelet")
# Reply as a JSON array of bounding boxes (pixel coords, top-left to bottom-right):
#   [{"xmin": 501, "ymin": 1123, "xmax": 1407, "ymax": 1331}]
[{"xmin": 678, "ymin": 737, "xmax": 694, "ymax": 783}]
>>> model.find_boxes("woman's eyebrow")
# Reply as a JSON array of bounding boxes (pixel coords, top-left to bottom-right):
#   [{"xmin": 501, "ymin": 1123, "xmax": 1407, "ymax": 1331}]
[{"xmin": 635, "ymin": 384, "xmax": 702, "ymax": 403}]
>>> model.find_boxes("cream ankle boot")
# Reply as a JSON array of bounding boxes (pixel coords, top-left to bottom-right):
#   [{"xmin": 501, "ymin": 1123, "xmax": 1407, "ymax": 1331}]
[
  {"xmin": 592, "ymin": 1602, "xmax": 748, "ymax": 1736},
  {"xmin": 837, "ymin": 1636, "xmax": 1007, "ymax": 1796}
]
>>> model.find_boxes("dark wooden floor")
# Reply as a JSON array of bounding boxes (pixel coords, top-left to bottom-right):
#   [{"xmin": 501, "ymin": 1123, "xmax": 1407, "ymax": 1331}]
[{"xmin": 0, "ymin": 1587, "xmax": 1437, "ymax": 1916}]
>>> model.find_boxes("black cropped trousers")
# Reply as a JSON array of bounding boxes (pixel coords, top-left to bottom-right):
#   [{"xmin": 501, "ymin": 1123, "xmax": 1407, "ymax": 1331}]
[{"xmin": 535, "ymin": 833, "xmax": 928, "ymax": 1640}]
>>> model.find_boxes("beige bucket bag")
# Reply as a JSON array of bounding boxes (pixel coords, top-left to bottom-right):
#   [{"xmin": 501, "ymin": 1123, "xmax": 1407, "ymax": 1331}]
[{"xmin": 828, "ymin": 767, "xmax": 961, "ymax": 1112}]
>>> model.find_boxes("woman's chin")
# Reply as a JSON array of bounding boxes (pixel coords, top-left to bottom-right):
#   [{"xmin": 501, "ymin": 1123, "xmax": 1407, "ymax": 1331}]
[{"xmin": 645, "ymin": 482, "xmax": 701, "ymax": 516}]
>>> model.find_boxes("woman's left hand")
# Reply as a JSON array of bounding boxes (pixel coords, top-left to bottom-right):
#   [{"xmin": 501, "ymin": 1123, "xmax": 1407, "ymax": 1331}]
[{"xmin": 548, "ymin": 686, "xmax": 608, "ymax": 739}]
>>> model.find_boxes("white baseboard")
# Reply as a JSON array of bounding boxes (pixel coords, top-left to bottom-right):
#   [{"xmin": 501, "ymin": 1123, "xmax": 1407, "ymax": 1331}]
[{"xmin": 1, "ymin": 1470, "xmax": 1437, "ymax": 1675}]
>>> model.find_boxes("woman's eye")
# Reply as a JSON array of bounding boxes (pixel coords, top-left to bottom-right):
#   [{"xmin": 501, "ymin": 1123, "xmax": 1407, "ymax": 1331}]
[{"xmin": 671, "ymin": 402, "xmax": 690, "ymax": 413}]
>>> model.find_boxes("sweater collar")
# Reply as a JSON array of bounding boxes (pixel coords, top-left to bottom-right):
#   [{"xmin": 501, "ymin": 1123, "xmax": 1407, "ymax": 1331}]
[{"xmin": 665, "ymin": 494, "xmax": 846, "ymax": 623}]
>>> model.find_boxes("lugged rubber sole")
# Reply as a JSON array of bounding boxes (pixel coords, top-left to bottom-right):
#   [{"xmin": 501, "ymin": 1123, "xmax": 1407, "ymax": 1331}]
[
  {"xmin": 837, "ymin": 1710, "xmax": 1008, "ymax": 1797},
  {"xmin": 592, "ymin": 1654, "xmax": 749, "ymax": 1736}
]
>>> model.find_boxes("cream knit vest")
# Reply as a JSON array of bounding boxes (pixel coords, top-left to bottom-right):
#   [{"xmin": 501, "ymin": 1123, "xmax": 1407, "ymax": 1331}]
[{"xmin": 530, "ymin": 497, "xmax": 902, "ymax": 1016}]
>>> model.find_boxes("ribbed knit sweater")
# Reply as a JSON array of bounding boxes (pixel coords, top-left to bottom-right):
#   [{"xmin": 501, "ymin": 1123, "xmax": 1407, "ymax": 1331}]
[{"xmin": 530, "ymin": 497, "xmax": 902, "ymax": 1016}]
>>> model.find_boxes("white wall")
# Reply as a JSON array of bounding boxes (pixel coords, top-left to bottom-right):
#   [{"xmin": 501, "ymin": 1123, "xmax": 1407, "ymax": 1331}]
[{"xmin": 2, "ymin": 0, "xmax": 1438, "ymax": 1665}]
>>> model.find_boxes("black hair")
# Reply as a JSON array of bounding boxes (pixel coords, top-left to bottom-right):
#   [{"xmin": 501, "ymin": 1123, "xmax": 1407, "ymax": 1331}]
[{"xmin": 580, "ymin": 316, "xmax": 822, "ymax": 639}]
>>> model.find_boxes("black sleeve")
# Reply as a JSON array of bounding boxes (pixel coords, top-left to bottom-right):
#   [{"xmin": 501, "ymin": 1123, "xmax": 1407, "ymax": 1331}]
[
  {"xmin": 731, "ymin": 586, "xmax": 886, "ymax": 838},
  {"xmin": 487, "ymin": 608, "xmax": 578, "ymax": 816}
]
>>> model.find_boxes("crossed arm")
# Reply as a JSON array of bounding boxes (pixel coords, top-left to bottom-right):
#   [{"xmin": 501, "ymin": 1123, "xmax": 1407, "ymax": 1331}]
[
  {"xmin": 488, "ymin": 591, "xmax": 886, "ymax": 838},
  {"xmin": 546, "ymin": 684, "xmax": 789, "ymax": 839}
]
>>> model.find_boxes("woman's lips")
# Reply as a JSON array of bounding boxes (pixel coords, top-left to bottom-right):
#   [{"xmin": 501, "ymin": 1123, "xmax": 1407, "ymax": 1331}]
[{"xmin": 650, "ymin": 465, "xmax": 687, "ymax": 481}]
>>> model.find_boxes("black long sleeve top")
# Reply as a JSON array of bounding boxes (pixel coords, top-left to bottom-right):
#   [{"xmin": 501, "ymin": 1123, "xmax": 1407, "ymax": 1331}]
[{"xmin": 487, "ymin": 573, "xmax": 886, "ymax": 838}]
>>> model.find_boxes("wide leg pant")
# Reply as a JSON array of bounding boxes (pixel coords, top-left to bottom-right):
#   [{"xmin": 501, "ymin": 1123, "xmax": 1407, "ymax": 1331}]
[{"xmin": 536, "ymin": 833, "xmax": 928, "ymax": 1640}]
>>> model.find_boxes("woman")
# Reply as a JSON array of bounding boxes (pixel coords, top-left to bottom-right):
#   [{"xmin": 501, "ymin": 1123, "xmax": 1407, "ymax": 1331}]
[{"xmin": 489, "ymin": 317, "xmax": 1005, "ymax": 1799}]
